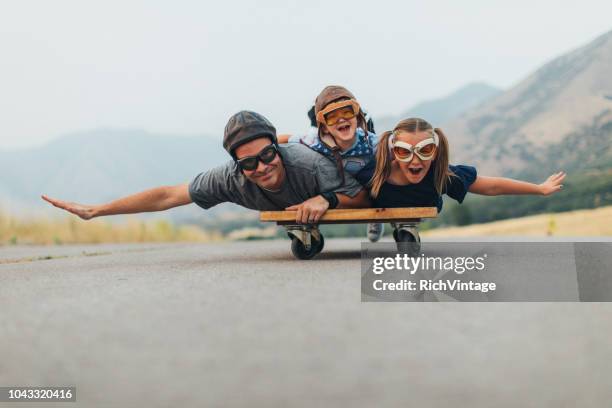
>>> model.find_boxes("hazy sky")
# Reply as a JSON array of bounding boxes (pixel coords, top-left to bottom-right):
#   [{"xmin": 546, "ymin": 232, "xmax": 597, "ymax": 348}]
[{"xmin": 1, "ymin": 0, "xmax": 611, "ymax": 150}]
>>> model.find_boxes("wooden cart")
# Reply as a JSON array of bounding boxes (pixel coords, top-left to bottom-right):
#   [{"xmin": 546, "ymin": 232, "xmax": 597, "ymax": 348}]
[{"xmin": 260, "ymin": 207, "xmax": 437, "ymax": 259}]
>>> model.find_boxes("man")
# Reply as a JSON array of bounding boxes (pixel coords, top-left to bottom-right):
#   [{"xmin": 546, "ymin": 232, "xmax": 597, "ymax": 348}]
[{"xmin": 42, "ymin": 111, "xmax": 370, "ymax": 224}]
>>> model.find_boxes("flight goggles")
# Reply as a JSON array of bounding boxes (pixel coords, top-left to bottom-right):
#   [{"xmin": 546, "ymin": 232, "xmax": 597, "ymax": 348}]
[
  {"xmin": 389, "ymin": 131, "xmax": 439, "ymax": 162},
  {"xmin": 236, "ymin": 144, "xmax": 279, "ymax": 171},
  {"xmin": 316, "ymin": 99, "xmax": 361, "ymax": 126}
]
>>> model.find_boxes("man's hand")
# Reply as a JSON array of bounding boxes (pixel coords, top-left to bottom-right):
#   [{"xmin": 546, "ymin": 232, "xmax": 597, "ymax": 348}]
[
  {"xmin": 539, "ymin": 172, "xmax": 566, "ymax": 196},
  {"xmin": 41, "ymin": 195, "xmax": 98, "ymax": 220},
  {"xmin": 285, "ymin": 195, "xmax": 330, "ymax": 224}
]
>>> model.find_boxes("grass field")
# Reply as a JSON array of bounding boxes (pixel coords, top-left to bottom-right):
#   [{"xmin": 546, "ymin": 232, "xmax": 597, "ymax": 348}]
[
  {"xmin": 423, "ymin": 205, "xmax": 612, "ymax": 237},
  {"xmin": 1, "ymin": 205, "xmax": 610, "ymax": 245},
  {"xmin": 0, "ymin": 213, "xmax": 220, "ymax": 245}
]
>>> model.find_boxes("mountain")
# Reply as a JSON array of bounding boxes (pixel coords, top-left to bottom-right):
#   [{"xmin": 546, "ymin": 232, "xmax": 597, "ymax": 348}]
[
  {"xmin": 374, "ymin": 82, "xmax": 501, "ymax": 132},
  {"xmin": 423, "ymin": 30, "xmax": 612, "ymax": 227},
  {"xmin": 3, "ymin": 29, "xmax": 612, "ymax": 228},
  {"xmin": 445, "ymin": 30, "xmax": 612, "ymax": 178},
  {"xmin": 0, "ymin": 129, "xmax": 232, "ymax": 220}
]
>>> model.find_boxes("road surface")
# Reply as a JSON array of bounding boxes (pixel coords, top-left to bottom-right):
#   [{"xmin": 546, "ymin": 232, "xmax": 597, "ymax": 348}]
[{"xmin": 1, "ymin": 239, "xmax": 611, "ymax": 407}]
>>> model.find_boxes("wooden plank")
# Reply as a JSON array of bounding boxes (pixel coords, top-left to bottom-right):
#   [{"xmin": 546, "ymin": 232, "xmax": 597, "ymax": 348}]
[{"xmin": 260, "ymin": 207, "xmax": 437, "ymax": 224}]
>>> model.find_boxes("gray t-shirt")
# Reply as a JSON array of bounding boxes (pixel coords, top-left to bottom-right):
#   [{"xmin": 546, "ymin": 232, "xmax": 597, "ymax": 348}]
[{"xmin": 188, "ymin": 143, "xmax": 363, "ymax": 211}]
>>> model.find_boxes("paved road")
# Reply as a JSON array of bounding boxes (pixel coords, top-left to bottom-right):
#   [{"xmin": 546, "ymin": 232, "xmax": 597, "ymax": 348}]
[{"xmin": 1, "ymin": 239, "xmax": 611, "ymax": 407}]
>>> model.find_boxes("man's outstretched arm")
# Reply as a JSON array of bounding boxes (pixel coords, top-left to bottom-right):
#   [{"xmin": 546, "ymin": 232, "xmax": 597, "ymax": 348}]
[{"xmin": 41, "ymin": 183, "xmax": 193, "ymax": 220}]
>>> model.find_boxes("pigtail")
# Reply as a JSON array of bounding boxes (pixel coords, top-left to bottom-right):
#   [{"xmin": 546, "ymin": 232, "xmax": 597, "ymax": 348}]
[
  {"xmin": 369, "ymin": 130, "xmax": 394, "ymax": 198},
  {"xmin": 432, "ymin": 127, "xmax": 454, "ymax": 194}
]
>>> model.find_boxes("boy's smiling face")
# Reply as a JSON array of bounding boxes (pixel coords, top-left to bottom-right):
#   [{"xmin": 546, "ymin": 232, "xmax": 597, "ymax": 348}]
[
  {"xmin": 323, "ymin": 114, "xmax": 358, "ymax": 148},
  {"xmin": 392, "ymin": 130, "xmax": 437, "ymax": 184},
  {"xmin": 321, "ymin": 99, "xmax": 359, "ymax": 150}
]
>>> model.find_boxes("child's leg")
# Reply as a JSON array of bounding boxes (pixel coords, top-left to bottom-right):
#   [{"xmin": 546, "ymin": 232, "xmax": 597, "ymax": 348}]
[{"xmin": 367, "ymin": 222, "xmax": 384, "ymax": 242}]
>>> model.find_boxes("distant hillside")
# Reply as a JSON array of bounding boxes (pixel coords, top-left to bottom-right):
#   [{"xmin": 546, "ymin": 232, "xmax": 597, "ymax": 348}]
[
  {"xmin": 0, "ymin": 129, "xmax": 234, "ymax": 220},
  {"xmin": 3, "ymin": 29, "xmax": 612, "ymax": 229},
  {"xmin": 446, "ymin": 30, "xmax": 612, "ymax": 178},
  {"xmin": 0, "ymin": 82, "xmax": 502, "ymax": 221},
  {"xmin": 374, "ymin": 82, "xmax": 501, "ymax": 132}
]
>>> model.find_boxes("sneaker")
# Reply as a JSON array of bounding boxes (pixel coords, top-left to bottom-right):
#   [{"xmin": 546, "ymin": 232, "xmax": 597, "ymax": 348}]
[{"xmin": 367, "ymin": 223, "xmax": 384, "ymax": 242}]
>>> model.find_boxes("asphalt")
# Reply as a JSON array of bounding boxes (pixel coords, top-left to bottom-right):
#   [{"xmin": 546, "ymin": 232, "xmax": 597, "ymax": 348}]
[{"xmin": 1, "ymin": 239, "xmax": 611, "ymax": 407}]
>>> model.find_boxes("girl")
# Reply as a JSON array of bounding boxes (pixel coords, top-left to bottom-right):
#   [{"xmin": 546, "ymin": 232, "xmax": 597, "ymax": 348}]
[
  {"xmin": 368, "ymin": 117, "xmax": 565, "ymax": 212},
  {"xmin": 279, "ymin": 85, "xmax": 384, "ymax": 241}
]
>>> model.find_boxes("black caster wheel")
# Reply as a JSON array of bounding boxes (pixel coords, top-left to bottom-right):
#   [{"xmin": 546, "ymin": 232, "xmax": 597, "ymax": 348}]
[
  {"xmin": 315, "ymin": 234, "xmax": 325, "ymax": 254},
  {"xmin": 393, "ymin": 229, "xmax": 421, "ymax": 256},
  {"xmin": 290, "ymin": 236, "xmax": 324, "ymax": 260}
]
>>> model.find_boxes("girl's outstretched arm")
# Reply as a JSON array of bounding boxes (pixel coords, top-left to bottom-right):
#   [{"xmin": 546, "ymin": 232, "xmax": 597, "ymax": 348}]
[{"xmin": 468, "ymin": 172, "xmax": 566, "ymax": 196}]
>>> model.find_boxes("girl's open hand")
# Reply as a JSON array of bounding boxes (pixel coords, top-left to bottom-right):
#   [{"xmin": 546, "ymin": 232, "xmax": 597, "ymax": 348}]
[
  {"xmin": 41, "ymin": 195, "xmax": 97, "ymax": 220},
  {"xmin": 539, "ymin": 172, "xmax": 566, "ymax": 196}
]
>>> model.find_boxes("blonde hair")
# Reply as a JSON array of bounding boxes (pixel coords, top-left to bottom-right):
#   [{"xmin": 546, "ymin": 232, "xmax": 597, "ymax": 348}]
[{"xmin": 369, "ymin": 118, "xmax": 453, "ymax": 198}]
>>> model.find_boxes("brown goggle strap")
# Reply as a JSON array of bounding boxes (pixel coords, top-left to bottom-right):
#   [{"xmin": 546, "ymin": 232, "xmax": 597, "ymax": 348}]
[{"xmin": 332, "ymin": 148, "xmax": 345, "ymax": 186}]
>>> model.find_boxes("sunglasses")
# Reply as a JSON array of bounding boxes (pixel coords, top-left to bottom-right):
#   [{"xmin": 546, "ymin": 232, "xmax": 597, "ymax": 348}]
[
  {"xmin": 316, "ymin": 99, "xmax": 361, "ymax": 127},
  {"xmin": 236, "ymin": 144, "xmax": 279, "ymax": 171},
  {"xmin": 391, "ymin": 134, "xmax": 439, "ymax": 162}
]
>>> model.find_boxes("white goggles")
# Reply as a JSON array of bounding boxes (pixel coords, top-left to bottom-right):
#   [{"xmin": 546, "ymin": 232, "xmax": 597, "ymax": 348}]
[{"xmin": 389, "ymin": 131, "xmax": 439, "ymax": 162}]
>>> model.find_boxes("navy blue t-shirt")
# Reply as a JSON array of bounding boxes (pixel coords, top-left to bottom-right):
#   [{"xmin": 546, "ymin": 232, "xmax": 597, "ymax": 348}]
[{"xmin": 370, "ymin": 165, "xmax": 478, "ymax": 212}]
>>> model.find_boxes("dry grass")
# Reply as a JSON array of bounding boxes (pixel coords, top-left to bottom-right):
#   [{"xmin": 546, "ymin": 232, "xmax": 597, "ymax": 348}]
[
  {"xmin": 0, "ymin": 213, "xmax": 221, "ymax": 245},
  {"xmin": 2, "ymin": 205, "xmax": 610, "ymax": 245},
  {"xmin": 424, "ymin": 206, "xmax": 612, "ymax": 237},
  {"xmin": 226, "ymin": 226, "xmax": 279, "ymax": 241}
]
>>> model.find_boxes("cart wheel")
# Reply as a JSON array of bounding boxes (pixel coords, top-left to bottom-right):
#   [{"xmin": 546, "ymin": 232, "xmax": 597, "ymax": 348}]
[
  {"xmin": 291, "ymin": 236, "xmax": 323, "ymax": 260},
  {"xmin": 315, "ymin": 234, "xmax": 325, "ymax": 254},
  {"xmin": 393, "ymin": 229, "xmax": 421, "ymax": 256}
]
